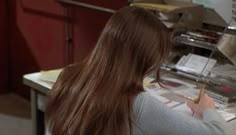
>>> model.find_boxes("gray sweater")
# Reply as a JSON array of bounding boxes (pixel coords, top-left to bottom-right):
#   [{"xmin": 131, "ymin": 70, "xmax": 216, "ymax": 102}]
[
  {"xmin": 46, "ymin": 92, "xmax": 227, "ymax": 135},
  {"xmin": 132, "ymin": 92, "xmax": 227, "ymax": 135}
]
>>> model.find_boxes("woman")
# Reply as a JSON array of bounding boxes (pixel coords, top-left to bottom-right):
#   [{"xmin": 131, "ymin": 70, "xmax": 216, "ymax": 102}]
[{"xmin": 46, "ymin": 6, "xmax": 227, "ymax": 135}]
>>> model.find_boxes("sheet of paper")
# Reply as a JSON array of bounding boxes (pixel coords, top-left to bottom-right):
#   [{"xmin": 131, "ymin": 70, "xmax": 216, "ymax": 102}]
[
  {"xmin": 217, "ymin": 110, "xmax": 236, "ymax": 122},
  {"xmin": 39, "ymin": 69, "xmax": 62, "ymax": 83}
]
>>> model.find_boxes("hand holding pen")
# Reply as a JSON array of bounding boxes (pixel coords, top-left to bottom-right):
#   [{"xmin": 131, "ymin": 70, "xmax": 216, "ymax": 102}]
[{"xmin": 187, "ymin": 84, "xmax": 216, "ymax": 117}]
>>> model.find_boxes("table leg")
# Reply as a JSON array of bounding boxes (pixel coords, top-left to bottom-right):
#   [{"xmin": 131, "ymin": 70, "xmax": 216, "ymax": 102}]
[{"xmin": 31, "ymin": 89, "xmax": 45, "ymax": 135}]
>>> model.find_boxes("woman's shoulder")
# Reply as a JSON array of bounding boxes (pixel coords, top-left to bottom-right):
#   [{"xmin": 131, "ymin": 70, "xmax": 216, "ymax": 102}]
[
  {"xmin": 134, "ymin": 91, "xmax": 163, "ymax": 106},
  {"xmin": 135, "ymin": 91, "xmax": 165, "ymax": 106},
  {"xmin": 133, "ymin": 91, "xmax": 165, "ymax": 117},
  {"xmin": 132, "ymin": 92, "xmax": 171, "ymax": 134}
]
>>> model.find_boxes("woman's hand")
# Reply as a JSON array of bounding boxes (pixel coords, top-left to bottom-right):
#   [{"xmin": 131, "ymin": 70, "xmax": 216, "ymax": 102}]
[{"xmin": 187, "ymin": 94, "xmax": 216, "ymax": 117}]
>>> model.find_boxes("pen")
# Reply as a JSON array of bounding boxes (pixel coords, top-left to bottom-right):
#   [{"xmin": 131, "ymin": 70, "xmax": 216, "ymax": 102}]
[
  {"xmin": 194, "ymin": 84, "xmax": 206, "ymax": 104},
  {"xmin": 192, "ymin": 84, "xmax": 206, "ymax": 116}
]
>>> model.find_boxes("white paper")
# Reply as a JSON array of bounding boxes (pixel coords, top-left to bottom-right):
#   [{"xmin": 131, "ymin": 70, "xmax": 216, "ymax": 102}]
[
  {"xmin": 217, "ymin": 110, "xmax": 236, "ymax": 121},
  {"xmin": 39, "ymin": 69, "xmax": 62, "ymax": 83},
  {"xmin": 176, "ymin": 53, "xmax": 217, "ymax": 76}
]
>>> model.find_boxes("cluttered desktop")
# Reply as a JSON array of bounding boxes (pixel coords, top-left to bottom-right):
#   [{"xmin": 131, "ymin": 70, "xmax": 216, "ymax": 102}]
[{"xmin": 131, "ymin": 0, "xmax": 236, "ymax": 123}]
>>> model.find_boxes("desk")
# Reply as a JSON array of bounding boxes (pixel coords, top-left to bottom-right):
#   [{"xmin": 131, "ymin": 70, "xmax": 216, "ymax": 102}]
[
  {"xmin": 23, "ymin": 71, "xmax": 236, "ymax": 135},
  {"xmin": 23, "ymin": 72, "xmax": 53, "ymax": 135}
]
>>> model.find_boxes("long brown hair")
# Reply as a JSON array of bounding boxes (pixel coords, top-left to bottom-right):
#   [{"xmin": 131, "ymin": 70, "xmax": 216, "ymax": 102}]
[{"xmin": 46, "ymin": 6, "xmax": 171, "ymax": 135}]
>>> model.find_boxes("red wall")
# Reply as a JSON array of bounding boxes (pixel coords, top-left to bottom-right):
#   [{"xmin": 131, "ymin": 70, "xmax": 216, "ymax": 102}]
[
  {"xmin": 68, "ymin": 0, "xmax": 128, "ymax": 62},
  {"xmin": 0, "ymin": 0, "xmax": 8, "ymax": 93},
  {"xmin": 9, "ymin": 0, "xmax": 127, "ymax": 98},
  {"xmin": 9, "ymin": 0, "xmax": 66, "ymax": 97}
]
